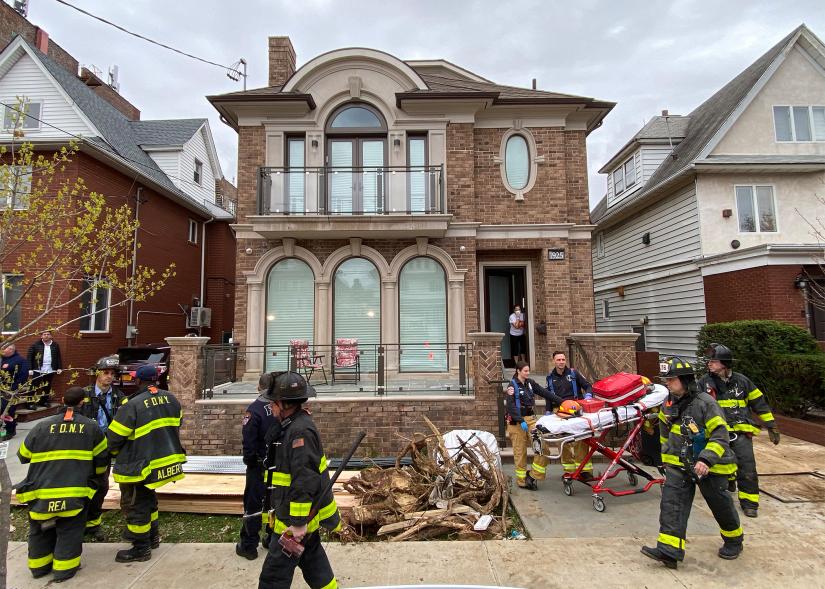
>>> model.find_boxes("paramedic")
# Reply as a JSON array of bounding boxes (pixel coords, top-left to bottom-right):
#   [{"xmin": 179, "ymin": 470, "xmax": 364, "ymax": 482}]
[
  {"xmin": 546, "ymin": 351, "xmax": 594, "ymax": 480},
  {"xmin": 642, "ymin": 356, "xmax": 742, "ymax": 569},
  {"xmin": 698, "ymin": 343, "xmax": 779, "ymax": 518},
  {"xmin": 506, "ymin": 361, "xmax": 563, "ymax": 490}
]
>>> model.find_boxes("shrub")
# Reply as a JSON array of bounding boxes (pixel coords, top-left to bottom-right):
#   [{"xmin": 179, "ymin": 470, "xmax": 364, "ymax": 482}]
[{"xmin": 697, "ymin": 320, "xmax": 825, "ymax": 417}]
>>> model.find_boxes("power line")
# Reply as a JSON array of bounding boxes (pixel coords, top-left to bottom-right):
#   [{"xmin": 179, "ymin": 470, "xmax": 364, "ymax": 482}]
[
  {"xmin": 51, "ymin": 0, "xmax": 243, "ymax": 78},
  {"xmin": 0, "ymin": 101, "xmax": 231, "ymax": 212}
]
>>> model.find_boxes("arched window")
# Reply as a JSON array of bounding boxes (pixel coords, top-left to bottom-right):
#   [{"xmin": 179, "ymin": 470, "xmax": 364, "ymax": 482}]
[
  {"xmin": 505, "ymin": 134, "xmax": 530, "ymax": 190},
  {"xmin": 399, "ymin": 257, "xmax": 447, "ymax": 372},
  {"xmin": 265, "ymin": 259, "xmax": 314, "ymax": 371},
  {"xmin": 326, "ymin": 104, "xmax": 386, "ymax": 132},
  {"xmin": 334, "ymin": 258, "xmax": 380, "ymax": 370}
]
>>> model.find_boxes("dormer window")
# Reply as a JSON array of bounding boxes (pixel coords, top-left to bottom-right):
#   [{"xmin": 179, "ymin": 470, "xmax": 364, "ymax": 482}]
[{"xmin": 613, "ymin": 156, "xmax": 636, "ymax": 196}]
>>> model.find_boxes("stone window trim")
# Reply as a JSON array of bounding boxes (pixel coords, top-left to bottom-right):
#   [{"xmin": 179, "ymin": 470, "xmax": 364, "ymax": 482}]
[{"xmin": 495, "ymin": 126, "xmax": 543, "ymax": 201}]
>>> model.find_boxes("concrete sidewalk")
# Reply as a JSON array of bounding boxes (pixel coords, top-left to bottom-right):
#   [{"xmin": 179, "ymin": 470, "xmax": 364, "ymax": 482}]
[{"xmin": 7, "ymin": 533, "xmax": 825, "ymax": 588}]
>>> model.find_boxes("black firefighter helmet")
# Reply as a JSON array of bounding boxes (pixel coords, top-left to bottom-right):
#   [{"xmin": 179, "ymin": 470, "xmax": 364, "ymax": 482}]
[
  {"xmin": 659, "ymin": 356, "xmax": 696, "ymax": 379},
  {"xmin": 94, "ymin": 355, "xmax": 121, "ymax": 373},
  {"xmin": 705, "ymin": 343, "xmax": 734, "ymax": 368},
  {"xmin": 261, "ymin": 371, "xmax": 317, "ymax": 403}
]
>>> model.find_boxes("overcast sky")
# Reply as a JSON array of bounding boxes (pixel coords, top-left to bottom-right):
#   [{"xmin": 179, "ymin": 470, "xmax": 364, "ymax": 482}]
[{"xmin": 22, "ymin": 0, "xmax": 825, "ymax": 208}]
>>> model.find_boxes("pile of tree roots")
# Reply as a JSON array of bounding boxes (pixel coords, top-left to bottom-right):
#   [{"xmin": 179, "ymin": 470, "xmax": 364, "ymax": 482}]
[{"xmin": 342, "ymin": 417, "xmax": 509, "ymax": 541}]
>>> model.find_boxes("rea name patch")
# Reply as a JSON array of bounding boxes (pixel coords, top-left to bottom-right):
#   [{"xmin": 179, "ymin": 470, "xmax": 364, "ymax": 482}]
[
  {"xmin": 292, "ymin": 437, "xmax": 305, "ymax": 448},
  {"xmin": 242, "ymin": 412, "xmax": 251, "ymax": 426}
]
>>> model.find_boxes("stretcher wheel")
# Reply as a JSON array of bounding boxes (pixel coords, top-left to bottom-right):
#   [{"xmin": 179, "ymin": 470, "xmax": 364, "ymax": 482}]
[
  {"xmin": 563, "ymin": 480, "xmax": 574, "ymax": 496},
  {"xmin": 593, "ymin": 496, "xmax": 606, "ymax": 512},
  {"xmin": 627, "ymin": 472, "xmax": 638, "ymax": 487}
]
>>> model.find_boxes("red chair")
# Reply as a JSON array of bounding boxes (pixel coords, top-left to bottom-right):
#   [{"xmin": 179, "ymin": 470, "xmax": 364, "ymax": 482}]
[
  {"xmin": 332, "ymin": 338, "xmax": 361, "ymax": 384},
  {"xmin": 290, "ymin": 339, "xmax": 327, "ymax": 385}
]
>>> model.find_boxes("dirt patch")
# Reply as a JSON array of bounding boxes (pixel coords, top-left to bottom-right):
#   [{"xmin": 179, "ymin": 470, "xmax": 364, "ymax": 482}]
[{"xmin": 759, "ymin": 473, "xmax": 825, "ymax": 503}]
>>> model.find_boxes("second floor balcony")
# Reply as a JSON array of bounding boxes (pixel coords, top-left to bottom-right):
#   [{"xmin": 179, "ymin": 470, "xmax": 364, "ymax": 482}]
[{"xmin": 251, "ymin": 165, "xmax": 451, "ymax": 239}]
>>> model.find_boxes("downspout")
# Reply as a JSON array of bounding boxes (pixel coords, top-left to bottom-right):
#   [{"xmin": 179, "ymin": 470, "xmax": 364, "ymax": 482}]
[
  {"xmin": 127, "ymin": 187, "xmax": 143, "ymax": 346},
  {"xmin": 199, "ymin": 216, "xmax": 215, "ymax": 336}
]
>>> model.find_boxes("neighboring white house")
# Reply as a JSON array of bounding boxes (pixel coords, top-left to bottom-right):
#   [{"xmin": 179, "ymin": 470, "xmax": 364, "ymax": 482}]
[{"xmin": 592, "ymin": 24, "xmax": 825, "ymax": 358}]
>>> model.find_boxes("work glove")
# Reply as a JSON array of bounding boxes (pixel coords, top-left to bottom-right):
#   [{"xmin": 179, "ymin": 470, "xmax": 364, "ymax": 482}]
[
  {"xmin": 520, "ymin": 421, "xmax": 529, "ymax": 432},
  {"xmin": 584, "ymin": 393, "xmax": 593, "ymax": 400},
  {"xmin": 768, "ymin": 428, "xmax": 780, "ymax": 445}
]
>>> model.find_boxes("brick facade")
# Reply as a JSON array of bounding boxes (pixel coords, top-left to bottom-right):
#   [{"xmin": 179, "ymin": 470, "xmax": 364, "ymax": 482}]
[
  {"xmin": 703, "ymin": 265, "xmax": 808, "ymax": 329},
  {"xmin": 0, "ymin": 2, "xmax": 78, "ymax": 75}
]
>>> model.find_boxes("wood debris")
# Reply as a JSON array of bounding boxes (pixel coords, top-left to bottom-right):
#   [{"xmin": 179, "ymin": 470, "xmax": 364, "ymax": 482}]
[{"xmin": 343, "ymin": 417, "xmax": 509, "ymax": 541}]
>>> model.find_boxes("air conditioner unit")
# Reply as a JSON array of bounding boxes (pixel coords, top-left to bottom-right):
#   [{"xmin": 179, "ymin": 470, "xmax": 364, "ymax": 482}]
[{"xmin": 188, "ymin": 307, "xmax": 212, "ymax": 328}]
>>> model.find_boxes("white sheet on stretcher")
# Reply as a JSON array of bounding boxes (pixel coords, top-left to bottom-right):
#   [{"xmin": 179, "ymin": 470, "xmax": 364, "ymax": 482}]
[{"xmin": 535, "ymin": 385, "xmax": 669, "ymax": 436}]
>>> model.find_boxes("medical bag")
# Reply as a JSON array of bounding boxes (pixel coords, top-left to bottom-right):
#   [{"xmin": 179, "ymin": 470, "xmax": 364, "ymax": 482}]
[
  {"xmin": 579, "ymin": 398, "xmax": 606, "ymax": 413},
  {"xmin": 592, "ymin": 372, "xmax": 647, "ymax": 407}
]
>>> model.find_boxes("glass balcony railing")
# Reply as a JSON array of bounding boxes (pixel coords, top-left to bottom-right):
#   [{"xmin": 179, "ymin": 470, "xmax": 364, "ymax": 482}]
[{"xmin": 257, "ymin": 166, "xmax": 446, "ymax": 215}]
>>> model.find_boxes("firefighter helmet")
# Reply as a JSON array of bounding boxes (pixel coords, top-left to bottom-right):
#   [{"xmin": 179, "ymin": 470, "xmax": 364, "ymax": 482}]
[
  {"xmin": 659, "ymin": 356, "xmax": 695, "ymax": 379},
  {"xmin": 705, "ymin": 343, "xmax": 734, "ymax": 368},
  {"xmin": 95, "ymin": 355, "xmax": 120, "ymax": 373},
  {"xmin": 555, "ymin": 399, "xmax": 583, "ymax": 419},
  {"xmin": 261, "ymin": 371, "xmax": 317, "ymax": 402}
]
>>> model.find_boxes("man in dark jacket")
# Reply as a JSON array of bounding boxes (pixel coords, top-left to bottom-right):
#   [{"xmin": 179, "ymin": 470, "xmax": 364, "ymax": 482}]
[
  {"xmin": 546, "ymin": 351, "xmax": 595, "ymax": 478},
  {"xmin": 1, "ymin": 342, "xmax": 30, "ymax": 439},
  {"xmin": 107, "ymin": 365, "xmax": 186, "ymax": 563},
  {"xmin": 16, "ymin": 386, "xmax": 109, "ymax": 582},
  {"xmin": 78, "ymin": 355, "xmax": 128, "ymax": 539},
  {"xmin": 258, "ymin": 371, "xmax": 341, "ymax": 589},
  {"xmin": 27, "ymin": 330, "xmax": 63, "ymax": 407},
  {"xmin": 699, "ymin": 343, "xmax": 779, "ymax": 518},
  {"xmin": 642, "ymin": 356, "xmax": 742, "ymax": 570},
  {"xmin": 236, "ymin": 372, "xmax": 279, "ymax": 560}
]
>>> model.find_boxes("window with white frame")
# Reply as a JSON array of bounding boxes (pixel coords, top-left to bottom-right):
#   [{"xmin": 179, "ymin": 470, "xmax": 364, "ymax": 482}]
[
  {"xmin": 79, "ymin": 278, "xmax": 110, "ymax": 332},
  {"xmin": 3, "ymin": 99, "xmax": 42, "ymax": 131},
  {"xmin": 188, "ymin": 219, "xmax": 198, "ymax": 244},
  {"xmin": 596, "ymin": 232, "xmax": 605, "ymax": 258},
  {"xmin": 735, "ymin": 185, "xmax": 777, "ymax": 233},
  {"xmin": 613, "ymin": 156, "xmax": 636, "ymax": 196},
  {"xmin": 0, "ymin": 165, "xmax": 32, "ymax": 209},
  {"xmin": 194, "ymin": 159, "xmax": 203, "ymax": 185},
  {"xmin": 602, "ymin": 299, "xmax": 610, "ymax": 320},
  {"xmin": 773, "ymin": 106, "xmax": 825, "ymax": 142},
  {"xmin": 1, "ymin": 274, "xmax": 23, "ymax": 333}
]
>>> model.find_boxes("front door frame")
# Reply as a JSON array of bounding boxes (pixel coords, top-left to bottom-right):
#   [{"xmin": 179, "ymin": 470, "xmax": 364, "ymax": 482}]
[{"xmin": 478, "ymin": 261, "xmax": 535, "ymax": 369}]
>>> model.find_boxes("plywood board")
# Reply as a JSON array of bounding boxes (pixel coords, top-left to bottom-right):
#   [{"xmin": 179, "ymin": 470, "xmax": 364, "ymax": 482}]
[{"xmin": 759, "ymin": 473, "xmax": 825, "ymax": 503}]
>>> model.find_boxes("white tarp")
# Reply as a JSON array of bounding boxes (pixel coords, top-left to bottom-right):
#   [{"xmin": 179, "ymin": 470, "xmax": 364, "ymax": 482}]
[{"xmin": 441, "ymin": 429, "xmax": 501, "ymax": 470}]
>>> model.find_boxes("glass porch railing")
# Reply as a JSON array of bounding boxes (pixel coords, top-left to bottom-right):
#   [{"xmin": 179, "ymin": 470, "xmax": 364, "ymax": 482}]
[{"xmin": 256, "ymin": 166, "xmax": 446, "ymax": 215}]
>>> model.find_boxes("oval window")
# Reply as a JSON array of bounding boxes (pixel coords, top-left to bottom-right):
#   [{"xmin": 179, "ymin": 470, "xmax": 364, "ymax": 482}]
[{"xmin": 505, "ymin": 135, "xmax": 529, "ymax": 190}]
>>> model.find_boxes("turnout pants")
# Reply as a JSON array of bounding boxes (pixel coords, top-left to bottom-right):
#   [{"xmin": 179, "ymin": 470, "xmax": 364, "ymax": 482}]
[
  {"xmin": 258, "ymin": 531, "xmax": 337, "ymax": 589},
  {"xmin": 508, "ymin": 414, "xmax": 549, "ymax": 486},
  {"xmin": 28, "ymin": 511, "xmax": 86, "ymax": 580},
  {"xmin": 86, "ymin": 467, "xmax": 111, "ymax": 532},
  {"xmin": 657, "ymin": 467, "xmax": 743, "ymax": 561},
  {"xmin": 240, "ymin": 464, "xmax": 268, "ymax": 550},
  {"xmin": 562, "ymin": 441, "xmax": 593, "ymax": 473},
  {"xmin": 120, "ymin": 483, "xmax": 159, "ymax": 550},
  {"xmin": 731, "ymin": 434, "xmax": 759, "ymax": 511}
]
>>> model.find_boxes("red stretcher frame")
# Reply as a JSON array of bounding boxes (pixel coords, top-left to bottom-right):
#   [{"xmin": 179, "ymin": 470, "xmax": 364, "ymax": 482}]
[{"xmin": 533, "ymin": 406, "xmax": 665, "ymax": 512}]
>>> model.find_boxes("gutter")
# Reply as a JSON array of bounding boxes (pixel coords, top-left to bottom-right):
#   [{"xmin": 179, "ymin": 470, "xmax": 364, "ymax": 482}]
[
  {"xmin": 199, "ymin": 216, "xmax": 215, "ymax": 337},
  {"xmin": 127, "ymin": 186, "xmax": 143, "ymax": 346}
]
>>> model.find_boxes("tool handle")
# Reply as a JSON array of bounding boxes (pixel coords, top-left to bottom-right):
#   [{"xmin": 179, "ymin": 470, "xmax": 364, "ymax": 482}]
[{"xmin": 306, "ymin": 431, "xmax": 366, "ymax": 521}]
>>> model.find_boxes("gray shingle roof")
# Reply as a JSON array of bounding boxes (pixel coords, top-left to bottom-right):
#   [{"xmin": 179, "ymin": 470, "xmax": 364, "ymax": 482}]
[
  {"xmin": 131, "ymin": 119, "xmax": 205, "ymax": 146},
  {"xmin": 593, "ymin": 25, "xmax": 804, "ymax": 225},
  {"xmin": 635, "ymin": 115, "xmax": 691, "ymax": 140}
]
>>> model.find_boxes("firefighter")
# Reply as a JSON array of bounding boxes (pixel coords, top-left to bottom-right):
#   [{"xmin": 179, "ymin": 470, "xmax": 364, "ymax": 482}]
[
  {"xmin": 641, "ymin": 357, "xmax": 742, "ymax": 569},
  {"xmin": 699, "ymin": 343, "xmax": 779, "ymax": 518},
  {"xmin": 107, "ymin": 364, "xmax": 186, "ymax": 563},
  {"xmin": 258, "ymin": 371, "xmax": 341, "ymax": 589},
  {"xmin": 16, "ymin": 386, "xmax": 109, "ymax": 582},
  {"xmin": 506, "ymin": 361, "xmax": 564, "ymax": 490},
  {"xmin": 236, "ymin": 372, "xmax": 279, "ymax": 560},
  {"xmin": 78, "ymin": 355, "xmax": 128, "ymax": 539},
  {"xmin": 546, "ymin": 351, "xmax": 595, "ymax": 479}
]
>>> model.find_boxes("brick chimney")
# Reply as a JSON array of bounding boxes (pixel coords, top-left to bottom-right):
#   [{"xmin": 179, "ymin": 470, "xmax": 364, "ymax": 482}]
[
  {"xmin": 80, "ymin": 67, "xmax": 141, "ymax": 121},
  {"xmin": 268, "ymin": 36, "xmax": 295, "ymax": 88},
  {"xmin": 34, "ymin": 28, "xmax": 48, "ymax": 53}
]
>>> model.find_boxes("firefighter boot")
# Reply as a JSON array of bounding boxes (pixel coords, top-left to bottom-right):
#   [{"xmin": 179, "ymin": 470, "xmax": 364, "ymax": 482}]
[
  {"xmin": 150, "ymin": 534, "xmax": 161, "ymax": 549},
  {"xmin": 743, "ymin": 507, "xmax": 758, "ymax": 518},
  {"xmin": 524, "ymin": 473, "xmax": 538, "ymax": 491},
  {"xmin": 640, "ymin": 546, "xmax": 678, "ymax": 569},
  {"xmin": 235, "ymin": 542, "xmax": 258, "ymax": 560},
  {"xmin": 718, "ymin": 543, "xmax": 743, "ymax": 560},
  {"xmin": 115, "ymin": 546, "xmax": 151, "ymax": 563}
]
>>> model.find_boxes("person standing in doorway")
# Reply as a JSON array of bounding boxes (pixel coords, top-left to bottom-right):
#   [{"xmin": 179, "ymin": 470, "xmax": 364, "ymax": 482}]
[
  {"xmin": 508, "ymin": 305, "xmax": 527, "ymax": 365},
  {"xmin": 27, "ymin": 330, "xmax": 63, "ymax": 408}
]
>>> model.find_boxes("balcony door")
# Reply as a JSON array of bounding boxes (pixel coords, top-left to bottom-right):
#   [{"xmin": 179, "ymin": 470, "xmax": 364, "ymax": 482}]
[{"xmin": 327, "ymin": 138, "xmax": 386, "ymax": 214}]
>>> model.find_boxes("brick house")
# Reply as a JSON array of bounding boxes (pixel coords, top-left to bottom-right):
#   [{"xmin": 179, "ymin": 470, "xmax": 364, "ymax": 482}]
[
  {"xmin": 0, "ymin": 15, "xmax": 236, "ymax": 390},
  {"xmin": 591, "ymin": 25, "xmax": 825, "ymax": 358},
  {"xmin": 209, "ymin": 37, "xmax": 613, "ymax": 383}
]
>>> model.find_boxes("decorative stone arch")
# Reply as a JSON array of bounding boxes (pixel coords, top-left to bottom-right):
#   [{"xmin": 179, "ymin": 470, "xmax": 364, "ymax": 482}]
[
  {"xmin": 282, "ymin": 48, "xmax": 428, "ymax": 93},
  {"xmin": 315, "ymin": 92, "xmax": 395, "ymax": 133},
  {"xmin": 387, "ymin": 243, "xmax": 467, "ymax": 367},
  {"xmin": 242, "ymin": 242, "xmax": 322, "ymax": 376},
  {"xmin": 319, "ymin": 240, "xmax": 391, "ymax": 283}
]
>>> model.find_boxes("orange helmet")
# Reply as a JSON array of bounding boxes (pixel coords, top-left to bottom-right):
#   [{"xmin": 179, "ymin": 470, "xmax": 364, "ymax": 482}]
[{"xmin": 555, "ymin": 400, "xmax": 583, "ymax": 419}]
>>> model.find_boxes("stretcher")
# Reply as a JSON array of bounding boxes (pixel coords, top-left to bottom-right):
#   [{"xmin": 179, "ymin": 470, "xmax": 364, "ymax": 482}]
[{"xmin": 531, "ymin": 386, "xmax": 668, "ymax": 512}]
